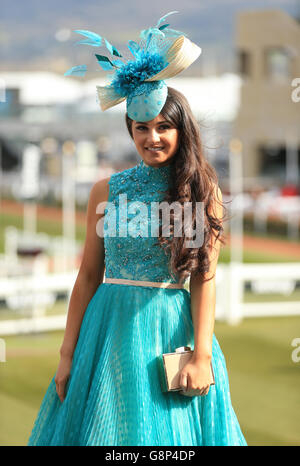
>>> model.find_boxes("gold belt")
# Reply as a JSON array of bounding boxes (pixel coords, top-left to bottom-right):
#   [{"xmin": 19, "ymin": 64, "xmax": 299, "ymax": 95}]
[{"xmin": 104, "ymin": 277, "xmax": 185, "ymax": 289}]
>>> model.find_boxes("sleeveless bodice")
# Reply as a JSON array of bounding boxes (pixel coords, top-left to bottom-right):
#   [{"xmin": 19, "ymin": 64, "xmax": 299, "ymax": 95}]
[{"xmin": 103, "ymin": 159, "xmax": 181, "ymax": 283}]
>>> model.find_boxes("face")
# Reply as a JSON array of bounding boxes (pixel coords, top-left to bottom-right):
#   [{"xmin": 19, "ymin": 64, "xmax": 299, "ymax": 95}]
[{"xmin": 131, "ymin": 114, "xmax": 179, "ymax": 167}]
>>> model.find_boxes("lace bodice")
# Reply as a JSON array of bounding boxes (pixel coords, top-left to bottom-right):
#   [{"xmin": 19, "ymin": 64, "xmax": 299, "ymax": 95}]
[{"xmin": 103, "ymin": 159, "xmax": 181, "ymax": 283}]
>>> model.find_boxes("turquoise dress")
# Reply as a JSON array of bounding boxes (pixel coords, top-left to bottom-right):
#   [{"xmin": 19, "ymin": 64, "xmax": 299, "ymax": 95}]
[{"xmin": 28, "ymin": 159, "xmax": 247, "ymax": 446}]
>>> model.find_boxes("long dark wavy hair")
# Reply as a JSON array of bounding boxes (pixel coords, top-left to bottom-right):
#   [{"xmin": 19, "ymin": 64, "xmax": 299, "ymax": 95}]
[{"xmin": 125, "ymin": 86, "xmax": 227, "ymax": 285}]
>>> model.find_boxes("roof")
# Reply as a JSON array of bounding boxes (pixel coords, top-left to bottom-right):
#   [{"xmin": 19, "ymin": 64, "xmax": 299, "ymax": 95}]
[{"xmin": 0, "ymin": 71, "xmax": 241, "ymax": 121}]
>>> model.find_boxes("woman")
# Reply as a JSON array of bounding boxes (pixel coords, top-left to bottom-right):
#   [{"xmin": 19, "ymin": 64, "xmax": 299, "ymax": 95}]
[{"xmin": 28, "ymin": 13, "xmax": 247, "ymax": 446}]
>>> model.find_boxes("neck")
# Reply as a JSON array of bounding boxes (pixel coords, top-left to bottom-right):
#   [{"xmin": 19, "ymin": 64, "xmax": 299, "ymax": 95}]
[
  {"xmin": 136, "ymin": 158, "xmax": 173, "ymax": 184},
  {"xmin": 143, "ymin": 159, "xmax": 172, "ymax": 169}
]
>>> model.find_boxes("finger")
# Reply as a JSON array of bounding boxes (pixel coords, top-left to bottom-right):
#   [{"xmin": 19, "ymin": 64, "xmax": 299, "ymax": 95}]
[
  {"xmin": 56, "ymin": 389, "xmax": 63, "ymax": 402},
  {"xmin": 179, "ymin": 389, "xmax": 194, "ymax": 397},
  {"xmin": 180, "ymin": 374, "xmax": 188, "ymax": 392},
  {"xmin": 56, "ymin": 383, "xmax": 65, "ymax": 402},
  {"xmin": 204, "ymin": 386, "xmax": 210, "ymax": 396},
  {"xmin": 199, "ymin": 385, "xmax": 210, "ymax": 396},
  {"xmin": 185, "ymin": 390, "xmax": 196, "ymax": 397}
]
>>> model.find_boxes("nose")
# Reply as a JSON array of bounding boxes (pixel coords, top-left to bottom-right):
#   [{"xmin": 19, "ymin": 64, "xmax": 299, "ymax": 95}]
[{"xmin": 146, "ymin": 128, "xmax": 161, "ymax": 145}]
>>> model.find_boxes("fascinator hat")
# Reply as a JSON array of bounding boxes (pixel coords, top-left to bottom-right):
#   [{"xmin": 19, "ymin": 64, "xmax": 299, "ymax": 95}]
[{"xmin": 64, "ymin": 11, "xmax": 201, "ymax": 122}]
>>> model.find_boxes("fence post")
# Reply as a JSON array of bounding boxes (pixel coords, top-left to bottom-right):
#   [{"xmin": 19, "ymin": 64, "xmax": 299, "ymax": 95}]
[{"xmin": 227, "ymin": 262, "xmax": 243, "ymax": 325}]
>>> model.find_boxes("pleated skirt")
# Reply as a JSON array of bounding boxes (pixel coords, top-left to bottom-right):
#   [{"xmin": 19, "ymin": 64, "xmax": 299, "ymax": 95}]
[{"xmin": 27, "ymin": 283, "xmax": 247, "ymax": 446}]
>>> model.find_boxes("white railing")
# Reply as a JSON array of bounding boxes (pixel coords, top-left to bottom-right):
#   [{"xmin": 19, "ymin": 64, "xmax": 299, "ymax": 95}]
[
  {"xmin": 4, "ymin": 226, "xmax": 82, "ymax": 274},
  {"xmin": 0, "ymin": 263, "xmax": 299, "ymax": 335},
  {"xmin": 0, "ymin": 271, "xmax": 77, "ymax": 335},
  {"xmin": 215, "ymin": 263, "xmax": 300, "ymax": 324}
]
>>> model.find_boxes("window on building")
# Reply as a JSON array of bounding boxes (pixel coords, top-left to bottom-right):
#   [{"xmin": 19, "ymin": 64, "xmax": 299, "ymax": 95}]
[
  {"xmin": 259, "ymin": 143, "xmax": 300, "ymax": 180},
  {"xmin": 0, "ymin": 88, "xmax": 21, "ymax": 118},
  {"xmin": 238, "ymin": 50, "xmax": 251, "ymax": 78},
  {"xmin": 264, "ymin": 47, "xmax": 291, "ymax": 81},
  {"xmin": 259, "ymin": 144, "xmax": 286, "ymax": 178}
]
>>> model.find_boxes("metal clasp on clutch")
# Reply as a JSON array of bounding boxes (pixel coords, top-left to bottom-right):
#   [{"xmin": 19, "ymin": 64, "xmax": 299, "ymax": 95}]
[{"xmin": 175, "ymin": 346, "xmax": 191, "ymax": 353}]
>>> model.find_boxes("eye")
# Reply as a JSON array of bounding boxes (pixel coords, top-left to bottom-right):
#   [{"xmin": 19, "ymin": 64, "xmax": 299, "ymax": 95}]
[{"xmin": 135, "ymin": 123, "xmax": 171, "ymax": 131}]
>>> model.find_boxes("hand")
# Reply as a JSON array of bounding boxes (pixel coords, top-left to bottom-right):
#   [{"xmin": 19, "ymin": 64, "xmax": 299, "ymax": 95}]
[
  {"xmin": 178, "ymin": 358, "xmax": 212, "ymax": 397},
  {"xmin": 54, "ymin": 354, "xmax": 72, "ymax": 403}
]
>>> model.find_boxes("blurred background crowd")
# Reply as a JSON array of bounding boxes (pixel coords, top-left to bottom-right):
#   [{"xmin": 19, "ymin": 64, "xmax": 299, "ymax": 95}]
[{"xmin": 0, "ymin": 0, "xmax": 299, "ymax": 446}]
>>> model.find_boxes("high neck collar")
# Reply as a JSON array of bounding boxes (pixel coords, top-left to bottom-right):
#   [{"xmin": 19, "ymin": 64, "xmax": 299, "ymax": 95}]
[{"xmin": 136, "ymin": 159, "xmax": 172, "ymax": 182}]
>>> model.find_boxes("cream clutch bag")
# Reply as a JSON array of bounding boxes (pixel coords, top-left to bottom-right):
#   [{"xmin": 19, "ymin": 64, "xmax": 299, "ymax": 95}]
[{"xmin": 158, "ymin": 346, "xmax": 215, "ymax": 392}]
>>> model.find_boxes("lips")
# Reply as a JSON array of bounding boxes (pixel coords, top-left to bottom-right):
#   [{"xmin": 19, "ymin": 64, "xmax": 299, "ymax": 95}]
[{"xmin": 146, "ymin": 147, "xmax": 164, "ymax": 151}]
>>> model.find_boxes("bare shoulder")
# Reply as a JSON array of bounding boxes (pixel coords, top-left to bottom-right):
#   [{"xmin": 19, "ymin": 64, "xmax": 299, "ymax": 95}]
[
  {"xmin": 88, "ymin": 176, "xmax": 111, "ymax": 209},
  {"xmin": 91, "ymin": 176, "xmax": 111, "ymax": 199},
  {"xmin": 79, "ymin": 177, "xmax": 111, "ymax": 281}
]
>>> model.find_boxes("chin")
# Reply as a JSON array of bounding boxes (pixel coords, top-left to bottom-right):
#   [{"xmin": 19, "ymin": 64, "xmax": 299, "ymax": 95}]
[
  {"xmin": 146, "ymin": 158, "xmax": 165, "ymax": 167},
  {"xmin": 144, "ymin": 152, "xmax": 169, "ymax": 162}
]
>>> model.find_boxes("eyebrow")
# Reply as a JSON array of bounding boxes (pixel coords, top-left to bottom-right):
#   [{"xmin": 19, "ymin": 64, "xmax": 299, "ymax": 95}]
[{"xmin": 134, "ymin": 120, "xmax": 169, "ymax": 125}]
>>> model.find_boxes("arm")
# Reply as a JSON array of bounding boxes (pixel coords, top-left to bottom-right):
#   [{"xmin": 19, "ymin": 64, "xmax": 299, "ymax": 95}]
[
  {"xmin": 179, "ymin": 185, "xmax": 223, "ymax": 396},
  {"xmin": 55, "ymin": 177, "xmax": 110, "ymax": 402}
]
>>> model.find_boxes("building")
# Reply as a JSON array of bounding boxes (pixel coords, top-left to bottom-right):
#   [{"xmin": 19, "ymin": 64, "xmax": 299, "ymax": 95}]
[
  {"xmin": 233, "ymin": 9, "xmax": 300, "ymax": 189},
  {"xmin": 0, "ymin": 72, "xmax": 241, "ymax": 180}
]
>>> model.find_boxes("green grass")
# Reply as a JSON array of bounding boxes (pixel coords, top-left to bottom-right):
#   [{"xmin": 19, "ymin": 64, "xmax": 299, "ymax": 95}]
[
  {"xmin": 242, "ymin": 228, "xmax": 299, "ymax": 244},
  {"xmin": 215, "ymin": 316, "xmax": 300, "ymax": 446},
  {"xmin": 0, "ymin": 331, "xmax": 62, "ymax": 446},
  {"xmin": 219, "ymin": 246, "xmax": 300, "ymax": 264},
  {"xmin": 243, "ymin": 215, "xmax": 299, "ymax": 242},
  {"xmin": 0, "ymin": 316, "xmax": 299, "ymax": 446},
  {"xmin": 244, "ymin": 289, "xmax": 300, "ymax": 303},
  {"xmin": 0, "ymin": 300, "xmax": 67, "ymax": 321}
]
